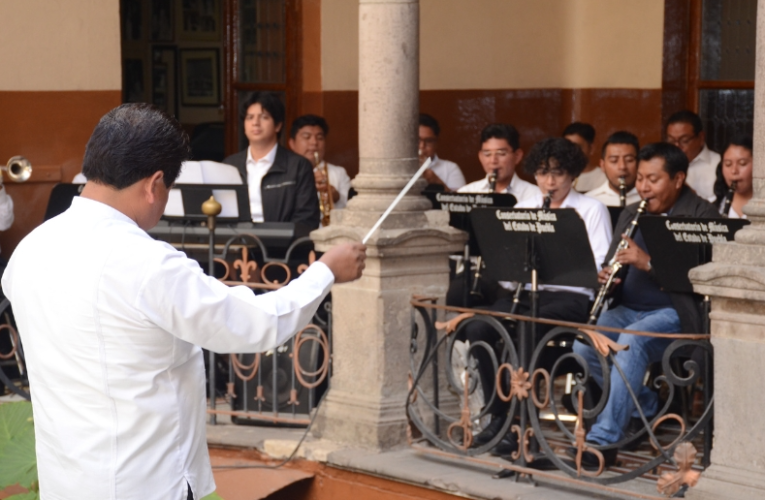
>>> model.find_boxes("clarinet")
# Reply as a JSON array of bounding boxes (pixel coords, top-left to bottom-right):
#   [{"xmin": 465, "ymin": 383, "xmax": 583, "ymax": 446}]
[
  {"xmin": 542, "ymin": 192, "xmax": 552, "ymax": 210},
  {"xmin": 587, "ymin": 199, "xmax": 648, "ymax": 324},
  {"xmin": 469, "ymin": 169, "xmax": 501, "ymax": 297},
  {"xmin": 618, "ymin": 176, "xmax": 627, "ymax": 208},
  {"xmin": 720, "ymin": 181, "xmax": 737, "ymax": 217}
]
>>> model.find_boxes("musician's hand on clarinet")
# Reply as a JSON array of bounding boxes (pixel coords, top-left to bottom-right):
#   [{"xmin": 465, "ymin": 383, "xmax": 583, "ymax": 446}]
[
  {"xmin": 598, "ymin": 267, "xmax": 620, "ymax": 286},
  {"xmin": 614, "ymin": 235, "xmax": 651, "ymax": 272},
  {"xmin": 319, "ymin": 242, "xmax": 367, "ymax": 283}
]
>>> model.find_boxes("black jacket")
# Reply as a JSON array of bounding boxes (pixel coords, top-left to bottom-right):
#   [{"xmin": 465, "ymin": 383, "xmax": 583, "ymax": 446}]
[
  {"xmin": 223, "ymin": 145, "xmax": 321, "ymax": 229},
  {"xmin": 607, "ymin": 186, "xmax": 719, "ymax": 334}
]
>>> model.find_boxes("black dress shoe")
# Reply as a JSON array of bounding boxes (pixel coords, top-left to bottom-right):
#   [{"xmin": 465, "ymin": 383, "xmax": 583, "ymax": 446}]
[
  {"xmin": 471, "ymin": 416, "xmax": 506, "ymax": 447},
  {"xmin": 489, "ymin": 430, "xmax": 519, "ymax": 457},
  {"xmin": 622, "ymin": 417, "xmax": 649, "ymax": 451},
  {"xmin": 565, "ymin": 442, "xmax": 618, "ymax": 470}
]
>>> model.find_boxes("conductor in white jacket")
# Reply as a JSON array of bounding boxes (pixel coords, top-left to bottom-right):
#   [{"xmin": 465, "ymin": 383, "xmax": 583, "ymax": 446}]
[{"xmin": 2, "ymin": 103, "xmax": 366, "ymax": 500}]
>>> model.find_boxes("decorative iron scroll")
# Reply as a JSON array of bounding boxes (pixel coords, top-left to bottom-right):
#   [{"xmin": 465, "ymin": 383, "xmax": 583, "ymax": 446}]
[
  {"xmin": 408, "ymin": 299, "xmax": 712, "ymax": 497},
  {"xmin": 0, "ymin": 298, "xmax": 30, "ymax": 400}
]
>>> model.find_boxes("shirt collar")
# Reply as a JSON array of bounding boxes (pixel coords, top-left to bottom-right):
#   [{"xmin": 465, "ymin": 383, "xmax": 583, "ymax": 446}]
[
  {"xmin": 247, "ymin": 142, "xmax": 279, "ymax": 165},
  {"xmin": 690, "ymin": 145, "xmax": 711, "ymax": 166},
  {"xmin": 70, "ymin": 196, "xmax": 138, "ymax": 227}
]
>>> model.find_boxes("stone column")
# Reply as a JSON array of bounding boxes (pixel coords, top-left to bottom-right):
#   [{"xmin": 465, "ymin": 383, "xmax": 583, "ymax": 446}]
[
  {"xmin": 687, "ymin": 1, "xmax": 765, "ymax": 498},
  {"xmin": 309, "ymin": 0, "xmax": 465, "ymax": 449}
]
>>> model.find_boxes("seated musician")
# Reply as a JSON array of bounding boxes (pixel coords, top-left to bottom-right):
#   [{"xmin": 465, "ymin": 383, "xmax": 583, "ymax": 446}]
[
  {"xmin": 446, "ymin": 124, "xmax": 540, "ymax": 307},
  {"xmin": 288, "ymin": 114, "xmax": 353, "ymax": 209},
  {"xmin": 569, "ymin": 142, "xmax": 719, "ymax": 468},
  {"xmin": 563, "ymin": 122, "xmax": 606, "ymax": 193},
  {"xmin": 223, "ymin": 92, "xmax": 320, "ymax": 229},
  {"xmin": 418, "ymin": 114, "xmax": 466, "ymax": 192},
  {"xmin": 713, "ymin": 135, "xmax": 753, "ymax": 219},
  {"xmin": 466, "ymin": 137, "xmax": 611, "ymax": 455},
  {"xmin": 665, "ymin": 110, "xmax": 720, "ymax": 202},
  {"xmin": 585, "ymin": 131, "xmax": 642, "ymax": 207}
]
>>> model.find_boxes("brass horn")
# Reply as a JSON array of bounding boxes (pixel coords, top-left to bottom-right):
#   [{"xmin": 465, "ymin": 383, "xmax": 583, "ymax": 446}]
[{"xmin": 2, "ymin": 156, "xmax": 32, "ymax": 183}]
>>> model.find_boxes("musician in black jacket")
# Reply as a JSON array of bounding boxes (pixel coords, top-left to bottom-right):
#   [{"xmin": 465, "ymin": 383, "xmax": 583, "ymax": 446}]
[
  {"xmin": 569, "ymin": 142, "xmax": 719, "ymax": 468},
  {"xmin": 223, "ymin": 92, "xmax": 320, "ymax": 229}
]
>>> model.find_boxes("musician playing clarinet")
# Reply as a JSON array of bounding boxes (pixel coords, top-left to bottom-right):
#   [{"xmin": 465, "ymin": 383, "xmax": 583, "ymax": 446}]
[
  {"xmin": 569, "ymin": 142, "xmax": 719, "ymax": 469},
  {"xmin": 713, "ymin": 135, "xmax": 753, "ymax": 219},
  {"xmin": 465, "ymin": 137, "xmax": 611, "ymax": 456}
]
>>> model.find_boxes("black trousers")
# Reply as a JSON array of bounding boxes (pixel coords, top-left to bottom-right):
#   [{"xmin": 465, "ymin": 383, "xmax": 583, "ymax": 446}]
[{"xmin": 460, "ymin": 290, "xmax": 589, "ymax": 416}]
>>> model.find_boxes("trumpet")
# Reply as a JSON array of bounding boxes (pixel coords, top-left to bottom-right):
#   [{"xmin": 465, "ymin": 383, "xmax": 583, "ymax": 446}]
[
  {"xmin": 314, "ymin": 152, "xmax": 333, "ymax": 226},
  {"xmin": 618, "ymin": 176, "xmax": 627, "ymax": 208},
  {"xmin": 2, "ymin": 156, "xmax": 32, "ymax": 183},
  {"xmin": 588, "ymin": 199, "xmax": 648, "ymax": 324},
  {"xmin": 720, "ymin": 180, "xmax": 737, "ymax": 217}
]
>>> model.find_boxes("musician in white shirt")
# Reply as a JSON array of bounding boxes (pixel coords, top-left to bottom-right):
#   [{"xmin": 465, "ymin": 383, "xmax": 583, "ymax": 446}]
[
  {"xmin": 713, "ymin": 135, "xmax": 753, "ymax": 219},
  {"xmin": 585, "ymin": 131, "xmax": 642, "ymax": 208},
  {"xmin": 288, "ymin": 114, "xmax": 353, "ymax": 209},
  {"xmin": 2, "ymin": 103, "xmax": 366, "ymax": 500},
  {"xmin": 418, "ymin": 114, "xmax": 466, "ymax": 192},
  {"xmin": 665, "ymin": 110, "xmax": 720, "ymax": 202},
  {"xmin": 564, "ymin": 122, "xmax": 607, "ymax": 193}
]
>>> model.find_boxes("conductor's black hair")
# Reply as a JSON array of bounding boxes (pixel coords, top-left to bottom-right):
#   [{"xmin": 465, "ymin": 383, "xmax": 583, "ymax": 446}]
[
  {"xmin": 666, "ymin": 110, "xmax": 704, "ymax": 136},
  {"xmin": 562, "ymin": 122, "xmax": 596, "ymax": 144},
  {"xmin": 240, "ymin": 91, "xmax": 286, "ymax": 138},
  {"xmin": 601, "ymin": 131, "xmax": 640, "ymax": 159},
  {"xmin": 419, "ymin": 114, "xmax": 440, "ymax": 136},
  {"xmin": 82, "ymin": 103, "xmax": 190, "ymax": 189},
  {"xmin": 523, "ymin": 137, "xmax": 588, "ymax": 178},
  {"xmin": 637, "ymin": 142, "xmax": 689, "ymax": 178},
  {"xmin": 713, "ymin": 135, "xmax": 753, "ymax": 205},
  {"xmin": 480, "ymin": 123, "xmax": 520, "ymax": 151},
  {"xmin": 290, "ymin": 114, "xmax": 329, "ymax": 139}
]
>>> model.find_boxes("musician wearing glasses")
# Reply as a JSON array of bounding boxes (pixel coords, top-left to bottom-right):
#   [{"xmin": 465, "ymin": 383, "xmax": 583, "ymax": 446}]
[
  {"xmin": 569, "ymin": 143, "xmax": 719, "ymax": 469},
  {"xmin": 465, "ymin": 138, "xmax": 611, "ymax": 456},
  {"xmin": 585, "ymin": 131, "xmax": 642, "ymax": 208},
  {"xmin": 458, "ymin": 123, "xmax": 539, "ymax": 201},
  {"xmin": 288, "ymin": 114, "xmax": 353, "ymax": 209},
  {"xmin": 713, "ymin": 135, "xmax": 753, "ymax": 219},
  {"xmin": 665, "ymin": 110, "xmax": 720, "ymax": 202},
  {"xmin": 418, "ymin": 114, "xmax": 466, "ymax": 192},
  {"xmin": 223, "ymin": 92, "xmax": 321, "ymax": 229}
]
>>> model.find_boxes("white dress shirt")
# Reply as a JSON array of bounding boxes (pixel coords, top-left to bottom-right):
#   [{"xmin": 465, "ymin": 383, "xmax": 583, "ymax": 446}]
[
  {"xmin": 429, "ymin": 155, "xmax": 466, "ymax": 191},
  {"xmin": 246, "ymin": 143, "xmax": 279, "ymax": 222},
  {"xmin": 686, "ymin": 145, "xmax": 721, "ymax": 202},
  {"xmin": 458, "ymin": 173, "xmax": 541, "ymax": 203},
  {"xmin": 585, "ymin": 180, "xmax": 642, "ymax": 207},
  {"xmin": 2, "ymin": 197, "xmax": 334, "ymax": 500},
  {"xmin": 516, "ymin": 190, "xmax": 613, "ymax": 299},
  {"xmin": 719, "ymin": 199, "xmax": 746, "ymax": 219},
  {"xmin": 573, "ymin": 167, "xmax": 607, "ymax": 193},
  {"xmin": 325, "ymin": 162, "xmax": 352, "ymax": 209}
]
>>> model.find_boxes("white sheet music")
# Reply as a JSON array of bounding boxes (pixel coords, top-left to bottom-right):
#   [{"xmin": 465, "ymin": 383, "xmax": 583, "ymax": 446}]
[{"xmin": 165, "ymin": 161, "xmax": 243, "ymax": 217}]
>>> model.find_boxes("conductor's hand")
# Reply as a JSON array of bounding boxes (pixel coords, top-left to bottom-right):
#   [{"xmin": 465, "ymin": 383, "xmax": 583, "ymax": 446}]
[
  {"xmin": 319, "ymin": 242, "xmax": 367, "ymax": 283},
  {"xmin": 614, "ymin": 235, "xmax": 651, "ymax": 272}
]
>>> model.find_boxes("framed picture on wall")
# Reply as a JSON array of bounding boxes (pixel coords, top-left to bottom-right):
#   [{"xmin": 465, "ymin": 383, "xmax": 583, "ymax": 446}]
[
  {"xmin": 122, "ymin": 0, "xmax": 144, "ymax": 41},
  {"xmin": 152, "ymin": 46, "xmax": 178, "ymax": 116},
  {"xmin": 179, "ymin": 0, "xmax": 221, "ymax": 41},
  {"xmin": 124, "ymin": 58, "xmax": 147, "ymax": 103},
  {"xmin": 180, "ymin": 49, "xmax": 220, "ymax": 106},
  {"xmin": 150, "ymin": 0, "xmax": 174, "ymax": 41}
]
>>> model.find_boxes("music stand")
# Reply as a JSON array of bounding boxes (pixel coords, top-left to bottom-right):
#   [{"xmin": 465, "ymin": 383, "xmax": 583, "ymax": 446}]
[
  {"xmin": 426, "ymin": 192, "xmax": 517, "ymax": 307},
  {"xmin": 164, "ymin": 183, "xmax": 251, "ymax": 223},
  {"xmin": 639, "ymin": 216, "xmax": 750, "ymax": 293}
]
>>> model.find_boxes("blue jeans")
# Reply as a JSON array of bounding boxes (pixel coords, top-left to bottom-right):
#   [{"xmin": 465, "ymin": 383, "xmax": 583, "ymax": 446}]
[{"xmin": 572, "ymin": 305, "xmax": 681, "ymax": 445}]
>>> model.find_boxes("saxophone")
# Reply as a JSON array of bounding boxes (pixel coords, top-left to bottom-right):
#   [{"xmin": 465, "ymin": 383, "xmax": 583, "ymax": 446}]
[
  {"xmin": 587, "ymin": 199, "xmax": 648, "ymax": 324},
  {"xmin": 314, "ymin": 152, "xmax": 333, "ymax": 226},
  {"xmin": 720, "ymin": 180, "xmax": 737, "ymax": 217}
]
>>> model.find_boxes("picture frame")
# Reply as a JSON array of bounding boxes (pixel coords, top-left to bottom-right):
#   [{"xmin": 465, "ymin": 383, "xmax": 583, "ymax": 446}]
[
  {"xmin": 122, "ymin": 0, "xmax": 144, "ymax": 41},
  {"xmin": 180, "ymin": 49, "xmax": 220, "ymax": 106},
  {"xmin": 150, "ymin": 0, "xmax": 174, "ymax": 42},
  {"xmin": 179, "ymin": 0, "xmax": 222, "ymax": 41},
  {"xmin": 152, "ymin": 46, "xmax": 178, "ymax": 117},
  {"xmin": 124, "ymin": 57, "xmax": 147, "ymax": 103}
]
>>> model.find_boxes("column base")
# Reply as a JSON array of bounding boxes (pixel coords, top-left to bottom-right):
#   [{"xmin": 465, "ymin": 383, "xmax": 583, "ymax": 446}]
[{"xmin": 687, "ymin": 465, "xmax": 765, "ymax": 500}]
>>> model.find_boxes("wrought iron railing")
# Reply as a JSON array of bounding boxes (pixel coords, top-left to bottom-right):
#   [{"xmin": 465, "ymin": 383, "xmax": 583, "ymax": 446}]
[
  {"xmin": 0, "ymin": 298, "xmax": 29, "ymax": 400},
  {"xmin": 408, "ymin": 297, "xmax": 712, "ymax": 499}
]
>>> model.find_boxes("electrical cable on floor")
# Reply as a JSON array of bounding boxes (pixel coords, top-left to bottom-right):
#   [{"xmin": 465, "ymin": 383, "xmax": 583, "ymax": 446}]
[{"xmin": 210, "ymin": 389, "xmax": 329, "ymax": 470}]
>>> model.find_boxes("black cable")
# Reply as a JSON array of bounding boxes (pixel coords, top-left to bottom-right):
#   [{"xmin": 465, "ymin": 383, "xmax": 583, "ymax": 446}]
[{"xmin": 210, "ymin": 386, "xmax": 329, "ymax": 470}]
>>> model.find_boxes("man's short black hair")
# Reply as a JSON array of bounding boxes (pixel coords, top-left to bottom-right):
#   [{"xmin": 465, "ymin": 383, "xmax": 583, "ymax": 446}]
[
  {"xmin": 240, "ymin": 91, "xmax": 286, "ymax": 137},
  {"xmin": 419, "ymin": 114, "xmax": 440, "ymax": 136},
  {"xmin": 667, "ymin": 110, "xmax": 703, "ymax": 136},
  {"xmin": 290, "ymin": 114, "xmax": 329, "ymax": 139},
  {"xmin": 480, "ymin": 123, "xmax": 520, "ymax": 151},
  {"xmin": 523, "ymin": 137, "xmax": 588, "ymax": 178},
  {"xmin": 637, "ymin": 142, "xmax": 689, "ymax": 178},
  {"xmin": 82, "ymin": 103, "xmax": 189, "ymax": 189},
  {"xmin": 601, "ymin": 131, "xmax": 640, "ymax": 158},
  {"xmin": 562, "ymin": 122, "xmax": 596, "ymax": 145}
]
